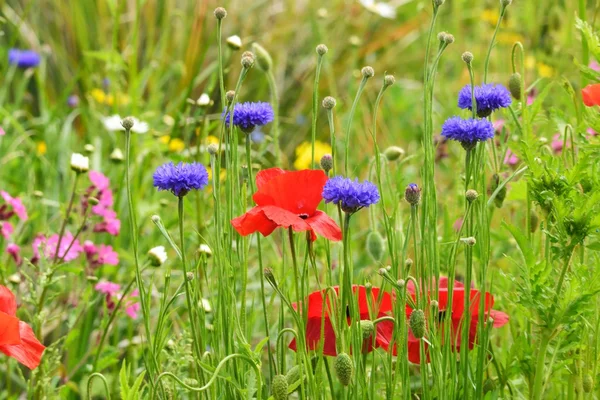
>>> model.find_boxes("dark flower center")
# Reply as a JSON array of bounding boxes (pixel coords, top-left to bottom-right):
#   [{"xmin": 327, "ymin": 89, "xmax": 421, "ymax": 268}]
[{"xmin": 298, "ymin": 213, "xmax": 309, "ymax": 220}]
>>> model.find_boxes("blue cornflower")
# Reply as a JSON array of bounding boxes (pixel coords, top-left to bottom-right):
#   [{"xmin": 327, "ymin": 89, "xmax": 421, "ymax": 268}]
[
  {"xmin": 458, "ymin": 84, "xmax": 512, "ymax": 117},
  {"xmin": 8, "ymin": 49, "xmax": 41, "ymax": 69},
  {"xmin": 322, "ymin": 176, "xmax": 380, "ymax": 213},
  {"xmin": 223, "ymin": 102, "xmax": 274, "ymax": 133},
  {"xmin": 441, "ymin": 117, "xmax": 495, "ymax": 150},
  {"xmin": 153, "ymin": 162, "xmax": 209, "ymax": 197}
]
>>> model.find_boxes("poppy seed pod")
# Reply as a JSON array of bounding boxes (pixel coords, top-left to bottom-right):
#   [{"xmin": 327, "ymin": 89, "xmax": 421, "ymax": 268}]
[
  {"xmin": 271, "ymin": 375, "xmax": 288, "ymax": 400},
  {"xmin": 322, "ymin": 96, "xmax": 337, "ymax": 109},
  {"xmin": 320, "ymin": 154, "xmax": 333, "ymax": 173},
  {"xmin": 334, "ymin": 353, "xmax": 353, "ymax": 386},
  {"xmin": 383, "ymin": 146, "xmax": 405, "ymax": 161},
  {"xmin": 583, "ymin": 374, "xmax": 594, "ymax": 393},
  {"xmin": 214, "ymin": 7, "xmax": 227, "ymax": 19},
  {"xmin": 286, "ymin": 365, "xmax": 304, "ymax": 387},
  {"xmin": 360, "ymin": 320, "xmax": 375, "ymax": 340},
  {"xmin": 316, "ymin": 44, "xmax": 328, "ymax": 56},
  {"xmin": 409, "ymin": 309, "xmax": 426, "ymax": 339},
  {"xmin": 361, "ymin": 66, "xmax": 375, "ymax": 78},
  {"xmin": 508, "ymin": 72, "xmax": 522, "ymax": 100},
  {"xmin": 252, "ymin": 43, "xmax": 272, "ymax": 72},
  {"xmin": 366, "ymin": 231, "xmax": 385, "ymax": 263},
  {"xmin": 462, "ymin": 52, "xmax": 474, "ymax": 64}
]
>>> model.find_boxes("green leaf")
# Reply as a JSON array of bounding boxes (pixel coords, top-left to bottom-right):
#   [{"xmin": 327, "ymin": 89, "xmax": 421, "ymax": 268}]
[
  {"xmin": 120, "ymin": 360, "xmax": 130, "ymax": 400},
  {"xmin": 127, "ymin": 371, "xmax": 146, "ymax": 400},
  {"xmin": 502, "ymin": 221, "xmax": 535, "ymax": 269}
]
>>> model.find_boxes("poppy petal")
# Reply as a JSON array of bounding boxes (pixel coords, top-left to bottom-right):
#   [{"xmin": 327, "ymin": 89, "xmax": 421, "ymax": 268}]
[
  {"xmin": 0, "ymin": 312, "xmax": 21, "ymax": 346},
  {"xmin": 305, "ymin": 211, "xmax": 342, "ymax": 241},
  {"xmin": 255, "ymin": 168, "xmax": 286, "ymax": 190},
  {"xmin": 489, "ymin": 310, "xmax": 509, "ymax": 327},
  {"xmin": 231, "ymin": 207, "xmax": 278, "ymax": 237},
  {"xmin": 253, "ymin": 170, "xmax": 328, "ymax": 214},
  {"xmin": 0, "ymin": 321, "xmax": 45, "ymax": 369},
  {"xmin": 0, "ymin": 285, "xmax": 17, "ymax": 316},
  {"xmin": 582, "ymin": 84, "xmax": 600, "ymax": 107},
  {"xmin": 261, "ymin": 205, "xmax": 312, "ymax": 232}
]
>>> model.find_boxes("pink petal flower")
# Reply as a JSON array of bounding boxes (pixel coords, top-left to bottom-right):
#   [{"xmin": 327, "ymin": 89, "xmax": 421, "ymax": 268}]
[
  {"xmin": 33, "ymin": 232, "xmax": 83, "ymax": 261},
  {"xmin": 1, "ymin": 222, "xmax": 14, "ymax": 239},
  {"xmin": 89, "ymin": 171, "xmax": 110, "ymax": 192},
  {"xmin": 94, "ymin": 281, "xmax": 121, "ymax": 296},
  {"xmin": 587, "ymin": 128, "xmax": 598, "ymax": 138},
  {"xmin": 0, "ymin": 127, "xmax": 5, "ymax": 136},
  {"xmin": 125, "ymin": 303, "xmax": 140, "ymax": 319},
  {"xmin": 97, "ymin": 245, "xmax": 119, "ymax": 266},
  {"xmin": 590, "ymin": 60, "xmax": 600, "ymax": 72},
  {"xmin": 453, "ymin": 218, "xmax": 463, "ymax": 232},
  {"xmin": 503, "ymin": 150, "xmax": 519, "ymax": 166},
  {"xmin": 6, "ymin": 243, "xmax": 21, "ymax": 265},
  {"xmin": 551, "ymin": 133, "xmax": 568, "ymax": 153},
  {"xmin": 83, "ymin": 240, "xmax": 97, "ymax": 256},
  {"xmin": 0, "ymin": 191, "xmax": 28, "ymax": 221},
  {"xmin": 493, "ymin": 119, "xmax": 505, "ymax": 133}
]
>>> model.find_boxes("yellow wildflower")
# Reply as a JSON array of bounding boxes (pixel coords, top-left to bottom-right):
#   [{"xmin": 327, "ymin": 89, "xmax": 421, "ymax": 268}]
[
  {"xmin": 294, "ymin": 140, "xmax": 332, "ymax": 170},
  {"xmin": 36, "ymin": 141, "xmax": 47, "ymax": 155},
  {"xmin": 537, "ymin": 62, "xmax": 554, "ymax": 78},
  {"xmin": 168, "ymin": 138, "xmax": 185, "ymax": 152},
  {"xmin": 496, "ymin": 32, "xmax": 524, "ymax": 45},
  {"xmin": 89, "ymin": 88, "xmax": 130, "ymax": 106},
  {"xmin": 206, "ymin": 135, "xmax": 219, "ymax": 145},
  {"xmin": 159, "ymin": 135, "xmax": 170, "ymax": 144}
]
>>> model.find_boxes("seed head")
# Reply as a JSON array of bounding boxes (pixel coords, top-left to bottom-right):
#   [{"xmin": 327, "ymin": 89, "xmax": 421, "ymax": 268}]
[
  {"xmin": 384, "ymin": 74, "xmax": 395, "ymax": 87},
  {"xmin": 383, "ymin": 146, "xmax": 404, "ymax": 161},
  {"xmin": 121, "ymin": 116, "xmax": 135, "ymax": 131},
  {"xmin": 199, "ymin": 244, "xmax": 212, "ymax": 257},
  {"xmin": 405, "ymin": 258, "xmax": 413, "ymax": 269},
  {"xmin": 366, "ymin": 231, "xmax": 385, "ymax": 263},
  {"xmin": 214, "ymin": 7, "xmax": 227, "ymax": 19},
  {"xmin": 361, "ymin": 66, "xmax": 375, "ymax": 78},
  {"xmin": 316, "ymin": 44, "xmax": 328, "ymax": 56},
  {"xmin": 508, "ymin": 72, "xmax": 522, "ymax": 100},
  {"xmin": 378, "ymin": 268, "xmax": 388, "ymax": 276},
  {"xmin": 360, "ymin": 320, "xmax": 375, "ymax": 340},
  {"xmin": 197, "ymin": 93, "xmax": 211, "ymax": 107},
  {"xmin": 322, "ymin": 96, "xmax": 337, "ymax": 109},
  {"xmin": 226, "ymin": 35, "xmax": 242, "ymax": 50},
  {"xmin": 462, "ymin": 52, "xmax": 474, "ymax": 64},
  {"xmin": 252, "ymin": 43, "xmax": 272, "ymax": 72},
  {"xmin": 437, "ymin": 32, "xmax": 447, "ymax": 42},
  {"xmin": 483, "ymin": 379, "xmax": 496, "ymax": 394},
  {"xmin": 271, "ymin": 375, "xmax": 288, "ymax": 400},
  {"xmin": 409, "ymin": 309, "xmax": 426, "ymax": 339},
  {"xmin": 466, "ymin": 189, "xmax": 478, "ymax": 203},
  {"xmin": 334, "ymin": 353, "xmax": 353, "ymax": 386},
  {"xmin": 241, "ymin": 51, "xmax": 255, "ymax": 69},
  {"xmin": 320, "ymin": 154, "xmax": 333, "ymax": 173},
  {"xmin": 207, "ymin": 143, "xmax": 219, "ymax": 156}
]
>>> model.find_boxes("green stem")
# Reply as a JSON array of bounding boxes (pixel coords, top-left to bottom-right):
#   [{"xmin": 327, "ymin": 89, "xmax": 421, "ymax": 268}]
[
  {"xmin": 531, "ymin": 334, "xmax": 551, "ymax": 400},
  {"xmin": 483, "ymin": 5, "xmax": 507, "ymax": 84},
  {"xmin": 312, "ymin": 53, "xmax": 325, "ymax": 168},
  {"xmin": 344, "ymin": 77, "xmax": 369, "ymax": 175},
  {"xmin": 266, "ymin": 70, "xmax": 281, "ymax": 165},
  {"xmin": 52, "ymin": 173, "xmax": 80, "ymax": 264}
]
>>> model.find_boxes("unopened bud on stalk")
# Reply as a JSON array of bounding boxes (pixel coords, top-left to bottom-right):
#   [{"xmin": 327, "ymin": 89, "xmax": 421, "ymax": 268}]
[
  {"xmin": 151, "ymin": 215, "xmax": 161, "ymax": 224},
  {"xmin": 361, "ymin": 66, "xmax": 375, "ymax": 78},
  {"xmin": 84, "ymin": 144, "xmax": 95, "ymax": 154},
  {"xmin": 226, "ymin": 90, "xmax": 236, "ymax": 103},
  {"xmin": 462, "ymin": 52, "xmax": 474, "ymax": 65},
  {"xmin": 87, "ymin": 275, "xmax": 99, "ymax": 283},
  {"xmin": 214, "ymin": 7, "xmax": 227, "ymax": 19},
  {"xmin": 466, "ymin": 189, "xmax": 479, "ymax": 203},
  {"xmin": 121, "ymin": 116, "xmax": 135, "ymax": 131},
  {"xmin": 110, "ymin": 148, "xmax": 124, "ymax": 163},
  {"xmin": 199, "ymin": 244, "xmax": 212, "ymax": 257},
  {"xmin": 70, "ymin": 153, "xmax": 89, "ymax": 174},
  {"xmin": 148, "ymin": 246, "xmax": 168, "ymax": 267},
  {"xmin": 383, "ymin": 146, "xmax": 404, "ymax": 161},
  {"xmin": 334, "ymin": 353, "xmax": 353, "ymax": 386},
  {"xmin": 271, "ymin": 375, "xmax": 288, "ymax": 400},
  {"xmin": 207, "ymin": 143, "xmax": 219, "ymax": 155},
  {"xmin": 444, "ymin": 33, "xmax": 455, "ymax": 44},
  {"xmin": 322, "ymin": 96, "xmax": 337, "ymax": 109},
  {"xmin": 88, "ymin": 197, "xmax": 100, "ymax": 206},
  {"xmin": 241, "ymin": 51, "xmax": 255, "ymax": 69},
  {"xmin": 462, "ymin": 237, "xmax": 477, "ymax": 246},
  {"xmin": 366, "ymin": 231, "xmax": 385, "ymax": 263},
  {"xmin": 33, "ymin": 190, "xmax": 44, "ymax": 198},
  {"xmin": 320, "ymin": 154, "xmax": 333, "ymax": 173},
  {"xmin": 405, "ymin": 258, "xmax": 413, "ymax": 269},
  {"xmin": 197, "ymin": 93, "xmax": 211, "ymax": 107},
  {"xmin": 264, "ymin": 268, "xmax": 277, "ymax": 288},
  {"xmin": 378, "ymin": 268, "xmax": 387, "ymax": 276},
  {"xmin": 437, "ymin": 31, "xmax": 447, "ymax": 42},
  {"xmin": 583, "ymin": 374, "xmax": 594, "ymax": 393},
  {"xmin": 360, "ymin": 320, "xmax": 375, "ymax": 340},
  {"xmin": 404, "ymin": 183, "xmax": 421, "ymax": 205},
  {"xmin": 252, "ymin": 43, "xmax": 272, "ymax": 72},
  {"xmin": 508, "ymin": 72, "xmax": 522, "ymax": 100},
  {"xmin": 430, "ymin": 300, "xmax": 439, "ymax": 309},
  {"xmin": 433, "ymin": 0, "xmax": 445, "ymax": 6},
  {"xmin": 186, "ymin": 272, "xmax": 194, "ymax": 281},
  {"xmin": 409, "ymin": 309, "xmax": 426, "ymax": 339},
  {"xmin": 384, "ymin": 74, "xmax": 395, "ymax": 87},
  {"xmin": 226, "ymin": 35, "xmax": 242, "ymax": 50},
  {"xmin": 316, "ymin": 44, "xmax": 328, "ymax": 56},
  {"xmin": 159, "ymin": 199, "xmax": 169, "ymax": 208}
]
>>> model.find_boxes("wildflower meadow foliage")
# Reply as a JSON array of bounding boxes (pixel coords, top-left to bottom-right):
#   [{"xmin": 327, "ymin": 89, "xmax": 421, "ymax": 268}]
[{"xmin": 2, "ymin": 0, "xmax": 600, "ymax": 399}]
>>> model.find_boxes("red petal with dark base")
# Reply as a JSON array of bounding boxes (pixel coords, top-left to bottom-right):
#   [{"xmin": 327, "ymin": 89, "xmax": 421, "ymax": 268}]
[{"xmin": 305, "ymin": 211, "xmax": 342, "ymax": 242}]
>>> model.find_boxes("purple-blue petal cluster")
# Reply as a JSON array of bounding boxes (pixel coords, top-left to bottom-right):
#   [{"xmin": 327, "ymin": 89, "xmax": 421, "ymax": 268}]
[
  {"xmin": 223, "ymin": 102, "xmax": 274, "ymax": 132},
  {"xmin": 8, "ymin": 49, "xmax": 41, "ymax": 69},
  {"xmin": 441, "ymin": 117, "xmax": 494, "ymax": 149},
  {"xmin": 458, "ymin": 84, "xmax": 511, "ymax": 117},
  {"xmin": 322, "ymin": 176, "xmax": 380, "ymax": 213},
  {"xmin": 153, "ymin": 162, "xmax": 209, "ymax": 197}
]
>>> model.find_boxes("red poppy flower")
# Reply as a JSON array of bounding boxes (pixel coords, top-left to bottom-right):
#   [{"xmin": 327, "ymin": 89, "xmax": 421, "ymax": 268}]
[
  {"xmin": 0, "ymin": 285, "xmax": 45, "ymax": 369},
  {"xmin": 405, "ymin": 278, "xmax": 509, "ymax": 364},
  {"xmin": 231, "ymin": 168, "xmax": 342, "ymax": 241},
  {"xmin": 289, "ymin": 285, "xmax": 394, "ymax": 356},
  {"xmin": 582, "ymin": 83, "xmax": 600, "ymax": 107}
]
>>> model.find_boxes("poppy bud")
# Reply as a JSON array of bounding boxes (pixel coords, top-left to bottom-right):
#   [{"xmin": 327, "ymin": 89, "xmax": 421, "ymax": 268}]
[
  {"xmin": 530, "ymin": 208, "xmax": 539, "ymax": 233},
  {"xmin": 286, "ymin": 365, "xmax": 304, "ymax": 388},
  {"xmin": 252, "ymin": 43, "xmax": 272, "ymax": 72},
  {"xmin": 241, "ymin": 51, "xmax": 255, "ymax": 69},
  {"xmin": 409, "ymin": 309, "xmax": 426, "ymax": 339},
  {"xmin": 466, "ymin": 189, "xmax": 478, "ymax": 203},
  {"xmin": 404, "ymin": 183, "xmax": 421, "ymax": 205},
  {"xmin": 360, "ymin": 320, "xmax": 375, "ymax": 340},
  {"xmin": 271, "ymin": 374, "xmax": 288, "ymax": 400},
  {"xmin": 366, "ymin": 231, "xmax": 385, "ymax": 263},
  {"xmin": 383, "ymin": 146, "xmax": 404, "ymax": 161},
  {"xmin": 384, "ymin": 74, "xmax": 395, "ymax": 87},
  {"xmin": 320, "ymin": 97, "xmax": 337, "ymax": 112},
  {"xmin": 508, "ymin": 73, "xmax": 522, "ymax": 100},
  {"xmin": 334, "ymin": 353, "xmax": 353, "ymax": 386},
  {"xmin": 320, "ymin": 154, "xmax": 333, "ymax": 173},
  {"xmin": 316, "ymin": 44, "xmax": 328, "ymax": 56},
  {"xmin": 583, "ymin": 374, "xmax": 594, "ymax": 393},
  {"xmin": 207, "ymin": 144, "xmax": 219, "ymax": 156},
  {"xmin": 462, "ymin": 52, "xmax": 474, "ymax": 65},
  {"xmin": 361, "ymin": 66, "xmax": 375, "ymax": 79},
  {"xmin": 121, "ymin": 117, "xmax": 135, "ymax": 131},
  {"xmin": 214, "ymin": 7, "xmax": 227, "ymax": 19}
]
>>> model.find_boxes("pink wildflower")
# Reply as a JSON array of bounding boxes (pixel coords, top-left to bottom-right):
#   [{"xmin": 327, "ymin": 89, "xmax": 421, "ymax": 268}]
[
  {"xmin": 0, "ymin": 191, "xmax": 28, "ymax": 221},
  {"xmin": 1, "ymin": 222, "xmax": 14, "ymax": 239},
  {"xmin": 32, "ymin": 232, "xmax": 83, "ymax": 262}
]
